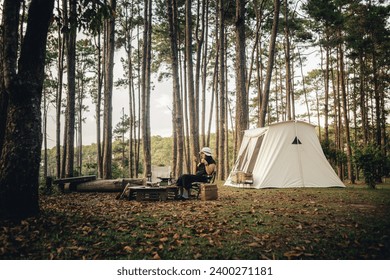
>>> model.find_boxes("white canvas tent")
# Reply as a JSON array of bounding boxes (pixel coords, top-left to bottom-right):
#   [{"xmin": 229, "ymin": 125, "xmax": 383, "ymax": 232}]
[{"xmin": 225, "ymin": 121, "xmax": 345, "ymax": 188}]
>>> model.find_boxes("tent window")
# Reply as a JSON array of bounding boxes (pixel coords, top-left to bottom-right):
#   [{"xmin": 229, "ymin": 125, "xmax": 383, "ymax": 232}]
[
  {"xmin": 292, "ymin": 136, "xmax": 302, "ymax": 144},
  {"xmin": 247, "ymin": 135, "xmax": 264, "ymax": 173},
  {"xmin": 235, "ymin": 146, "xmax": 247, "ymax": 171}
]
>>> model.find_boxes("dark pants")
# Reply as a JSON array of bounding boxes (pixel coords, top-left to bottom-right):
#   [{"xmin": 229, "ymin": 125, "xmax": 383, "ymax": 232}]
[{"xmin": 176, "ymin": 174, "xmax": 207, "ymax": 196}]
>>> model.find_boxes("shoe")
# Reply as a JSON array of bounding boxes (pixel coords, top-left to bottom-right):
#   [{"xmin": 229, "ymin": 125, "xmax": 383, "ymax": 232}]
[{"xmin": 176, "ymin": 195, "xmax": 187, "ymax": 201}]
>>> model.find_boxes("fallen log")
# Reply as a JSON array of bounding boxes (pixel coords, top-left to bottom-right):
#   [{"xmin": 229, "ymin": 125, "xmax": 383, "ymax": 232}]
[
  {"xmin": 76, "ymin": 178, "xmax": 146, "ymax": 192},
  {"xmin": 53, "ymin": 175, "xmax": 97, "ymax": 185},
  {"xmin": 53, "ymin": 175, "xmax": 97, "ymax": 192}
]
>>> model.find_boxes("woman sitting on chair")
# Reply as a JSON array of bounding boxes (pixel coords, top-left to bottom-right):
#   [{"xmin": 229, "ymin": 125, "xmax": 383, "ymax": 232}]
[{"xmin": 176, "ymin": 147, "xmax": 216, "ymax": 200}]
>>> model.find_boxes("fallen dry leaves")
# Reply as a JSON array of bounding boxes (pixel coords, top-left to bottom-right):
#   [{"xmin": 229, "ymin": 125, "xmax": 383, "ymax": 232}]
[{"xmin": 1, "ymin": 186, "xmax": 390, "ymax": 259}]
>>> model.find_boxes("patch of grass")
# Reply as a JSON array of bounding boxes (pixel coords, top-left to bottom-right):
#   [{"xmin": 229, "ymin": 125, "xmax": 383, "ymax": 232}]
[{"xmin": 1, "ymin": 184, "xmax": 390, "ymax": 259}]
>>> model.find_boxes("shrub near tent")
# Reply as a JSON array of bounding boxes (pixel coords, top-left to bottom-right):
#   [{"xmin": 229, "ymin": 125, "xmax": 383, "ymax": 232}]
[{"xmin": 225, "ymin": 121, "xmax": 345, "ymax": 189}]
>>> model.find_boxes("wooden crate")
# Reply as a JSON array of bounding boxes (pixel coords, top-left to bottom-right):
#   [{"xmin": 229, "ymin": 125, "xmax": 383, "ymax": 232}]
[
  {"xmin": 231, "ymin": 171, "xmax": 253, "ymax": 184},
  {"xmin": 131, "ymin": 187, "xmax": 169, "ymax": 201},
  {"xmin": 200, "ymin": 184, "xmax": 218, "ymax": 201}
]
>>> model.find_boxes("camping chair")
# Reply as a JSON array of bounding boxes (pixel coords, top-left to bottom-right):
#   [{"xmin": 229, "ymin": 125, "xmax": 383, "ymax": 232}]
[{"xmin": 190, "ymin": 171, "xmax": 216, "ymax": 199}]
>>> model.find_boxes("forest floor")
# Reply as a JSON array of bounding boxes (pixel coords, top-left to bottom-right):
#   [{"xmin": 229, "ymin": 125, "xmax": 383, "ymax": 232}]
[{"xmin": 1, "ymin": 183, "xmax": 390, "ymax": 260}]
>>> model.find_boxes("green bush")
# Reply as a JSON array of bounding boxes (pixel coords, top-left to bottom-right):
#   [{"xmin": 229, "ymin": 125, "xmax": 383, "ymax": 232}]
[{"xmin": 354, "ymin": 144, "xmax": 387, "ymax": 189}]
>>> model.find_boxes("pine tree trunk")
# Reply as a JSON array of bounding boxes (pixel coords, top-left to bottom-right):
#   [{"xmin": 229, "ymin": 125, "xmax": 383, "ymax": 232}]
[
  {"xmin": 56, "ymin": 0, "xmax": 65, "ymax": 179},
  {"xmin": 167, "ymin": 0, "xmax": 184, "ymax": 177},
  {"xmin": 255, "ymin": 10, "xmax": 264, "ymax": 126},
  {"xmin": 141, "ymin": 0, "xmax": 152, "ymax": 178},
  {"xmin": 127, "ymin": 40, "xmax": 135, "ymax": 178},
  {"xmin": 218, "ymin": 0, "xmax": 226, "ymax": 180},
  {"xmin": 259, "ymin": 0, "xmax": 281, "ymax": 127},
  {"xmin": 60, "ymin": 0, "xmax": 68, "ymax": 179},
  {"xmin": 321, "ymin": 39, "xmax": 330, "ymax": 143},
  {"xmin": 103, "ymin": 0, "xmax": 116, "ymax": 179},
  {"xmin": 96, "ymin": 31, "xmax": 103, "ymax": 178},
  {"xmin": 235, "ymin": 0, "xmax": 248, "ymax": 149},
  {"xmin": 0, "ymin": 33, "xmax": 7, "ymax": 157},
  {"xmin": 298, "ymin": 50, "xmax": 310, "ymax": 122},
  {"xmin": 43, "ymin": 90, "xmax": 48, "ymax": 180},
  {"xmin": 65, "ymin": 0, "xmax": 77, "ymax": 178},
  {"xmin": 339, "ymin": 41, "xmax": 354, "ymax": 183},
  {"xmin": 194, "ymin": 0, "xmax": 204, "ymax": 143},
  {"xmin": 284, "ymin": 0, "xmax": 293, "ymax": 121},
  {"xmin": 359, "ymin": 52, "xmax": 368, "ymax": 144},
  {"xmin": 208, "ymin": 53, "xmax": 218, "ymax": 147},
  {"xmin": 214, "ymin": 0, "xmax": 220, "ymax": 172},
  {"xmin": 200, "ymin": 0, "xmax": 208, "ymax": 147},
  {"xmin": 331, "ymin": 55, "xmax": 342, "ymax": 179},
  {"xmin": 186, "ymin": 0, "xmax": 200, "ymax": 173},
  {"xmin": 0, "ymin": 0, "xmax": 55, "ymax": 219}
]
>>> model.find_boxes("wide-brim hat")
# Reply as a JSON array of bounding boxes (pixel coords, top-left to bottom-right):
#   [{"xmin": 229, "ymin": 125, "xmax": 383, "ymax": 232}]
[{"xmin": 200, "ymin": 147, "xmax": 212, "ymax": 156}]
